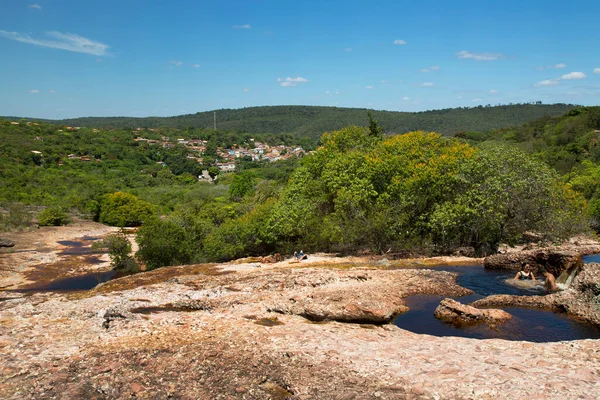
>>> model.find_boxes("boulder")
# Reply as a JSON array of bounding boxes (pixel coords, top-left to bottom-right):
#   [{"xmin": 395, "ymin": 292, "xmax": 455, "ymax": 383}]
[
  {"xmin": 0, "ymin": 238, "xmax": 15, "ymax": 247},
  {"xmin": 484, "ymin": 248, "xmax": 583, "ymax": 277},
  {"xmin": 434, "ymin": 298, "xmax": 512, "ymax": 327}
]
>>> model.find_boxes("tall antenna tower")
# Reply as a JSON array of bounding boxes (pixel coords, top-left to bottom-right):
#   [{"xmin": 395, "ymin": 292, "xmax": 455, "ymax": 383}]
[{"xmin": 214, "ymin": 111, "xmax": 216, "ymax": 130}]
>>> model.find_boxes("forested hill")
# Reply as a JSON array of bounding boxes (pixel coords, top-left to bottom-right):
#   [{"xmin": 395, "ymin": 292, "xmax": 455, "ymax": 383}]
[{"xmin": 7, "ymin": 103, "xmax": 576, "ymax": 140}]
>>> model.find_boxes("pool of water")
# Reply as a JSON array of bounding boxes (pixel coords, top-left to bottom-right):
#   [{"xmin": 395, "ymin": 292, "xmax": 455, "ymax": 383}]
[
  {"xmin": 392, "ymin": 265, "xmax": 600, "ymax": 342},
  {"xmin": 15, "ymin": 270, "xmax": 117, "ymax": 293}
]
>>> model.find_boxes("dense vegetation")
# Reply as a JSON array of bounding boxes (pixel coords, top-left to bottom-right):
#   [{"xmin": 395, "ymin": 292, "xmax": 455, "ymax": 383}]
[
  {"xmin": 1, "ymin": 106, "xmax": 596, "ymax": 271},
  {"xmin": 134, "ymin": 126, "xmax": 587, "ymax": 268},
  {"xmin": 0, "ymin": 119, "xmax": 300, "ymax": 231},
  {"xmin": 5, "ymin": 103, "xmax": 576, "ymax": 143},
  {"xmin": 460, "ymin": 106, "xmax": 600, "ymax": 227}
]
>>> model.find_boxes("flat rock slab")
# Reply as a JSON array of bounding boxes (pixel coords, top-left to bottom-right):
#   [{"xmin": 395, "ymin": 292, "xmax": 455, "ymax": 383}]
[{"xmin": 2, "ymin": 250, "xmax": 600, "ymax": 399}]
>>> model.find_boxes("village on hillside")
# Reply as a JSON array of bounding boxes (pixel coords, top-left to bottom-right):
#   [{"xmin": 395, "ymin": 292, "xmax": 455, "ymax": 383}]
[{"xmin": 132, "ymin": 131, "xmax": 306, "ymax": 173}]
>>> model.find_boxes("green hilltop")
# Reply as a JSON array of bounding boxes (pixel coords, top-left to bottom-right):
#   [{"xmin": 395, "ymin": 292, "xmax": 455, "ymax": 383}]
[{"xmin": 6, "ymin": 103, "xmax": 577, "ymax": 141}]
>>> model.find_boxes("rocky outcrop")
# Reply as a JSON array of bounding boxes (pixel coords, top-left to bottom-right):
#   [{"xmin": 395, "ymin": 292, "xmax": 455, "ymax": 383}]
[
  {"xmin": 472, "ymin": 262, "xmax": 600, "ymax": 327},
  {"xmin": 434, "ymin": 298, "xmax": 512, "ymax": 327},
  {"xmin": 484, "ymin": 247, "xmax": 587, "ymax": 277},
  {"xmin": 0, "ymin": 238, "xmax": 15, "ymax": 247},
  {"xmin": 268, "ymin": 269, "xmax": 471, "ymax": 324}
]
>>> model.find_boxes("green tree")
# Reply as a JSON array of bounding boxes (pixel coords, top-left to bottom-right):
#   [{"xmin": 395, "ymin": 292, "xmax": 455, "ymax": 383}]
[
  {"xmin": 38, "ymin": 206, "xmax": 71, "ymax": 226},
  {"xmin": 228, "ymin": 171, "xmax": 256, "ymax": 201},
  {"xmin": 99, "ymin": 192, "xmax": 154, "ymax": 227}
]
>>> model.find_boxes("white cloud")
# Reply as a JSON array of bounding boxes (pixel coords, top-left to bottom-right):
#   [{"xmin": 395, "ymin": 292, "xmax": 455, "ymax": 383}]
[
  {"xmin": 192, "ymin": 64, "xmax": 200, "ymax": 68},
  {"xmin": 29, "ymin": 89, "xmax": 39, "ymax": 93},
  {"xmin": 49, "ymin": 89, "xmax": 56, "ymax": 93},
  {"xmin": 0, "ymin": 30, "xmax": 110, "ymax": 56},
  {"xmin": 420, "ymin": 82, "xmax": 434, "ymax": 87},
  {"xmin": 277, "ymin": 76, "xmax": 309, "ymax": 87},
  {"xmin": 29, "ymin": 4, "xmax": 41, "ymax": 10},
  {"xmin": 393, "ymin": 39, "xmax": 407, "ymax": 45},
  {"xmin": 561, "ymin": 71, "xmax": 586, "ymax": 80},
  {"xmin": 243, "ymin": 88, "xmax": 250, "ymax": 92},
  {"xmin": 455, "ymin": 50, "xmax": 504, "ymax": 61},
  {"xmin": 401, "ymin": 96, "xmax": 411, "ymax": 101},
  {"xmin": 420, "ymin": 66, "xmax": 440, "ymax": 73},
  {"xmin": 488, "ymin": 89, "xmax": 498, "ymax": 94},
  {"xmin": 594, "ymin": 68, "xmax": 600, "ymax": 74},
  {"xmin": 233, "ymin": 24, "xmax": 251, "ymax": 29},
  {"xmin": 535, "ymin": 79, "xmax": 560, "ymax": 86},
  {"xmin": 537, "ymin": 63, "xmax": 567, "ymax": 70},
  {"xmin": 343, "ymin": 47, "xmax": 352, "ymax": 52},
  {"xmin": 169, "ymin": 60, "xmax": 183, "ymax": 66},
  {"xmin": 472, "ymin": 98, "xmax": 483, "ymax": 102},
  {"xmin": 365, "ymin": 85, "xmax": 373, "ymax": 89}
]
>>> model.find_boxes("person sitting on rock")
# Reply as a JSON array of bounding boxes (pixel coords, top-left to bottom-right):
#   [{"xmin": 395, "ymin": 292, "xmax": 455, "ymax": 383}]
[
  {"xmin": 294, "ymin": 250, "xmax": 307, "ymax": 260},
  {"xmin": 514, "ymin": 263, "xmax": 536, "ymax": 281},
  {"xmin": 542, "ymin": 269, "xmax": 557, "ymax": 291}
]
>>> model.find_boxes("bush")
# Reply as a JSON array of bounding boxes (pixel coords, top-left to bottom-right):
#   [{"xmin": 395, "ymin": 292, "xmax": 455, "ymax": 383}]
[
  {"xmin": 99, "ymin": 192, "xmax": 154, "ymax": 227},
  {"xmin": 135, "ymin": 218, "xmax": 191, "ymax": 269},
  {"xmin": 38, "ymin": 206, "xmax": 71, "ymax": 226},
  {"xmin": 93, "ymin": 233, "xmax": 138, "ymax": 273}
]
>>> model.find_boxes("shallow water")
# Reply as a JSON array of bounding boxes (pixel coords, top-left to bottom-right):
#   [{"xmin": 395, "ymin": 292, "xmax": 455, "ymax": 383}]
[
  {"xmin": 16, "ymin": 270, "xmax": 117, "ymax": 293},
  {"xmin": 392, "ymin": 265, "xmax": 600, "ymax": 342}
]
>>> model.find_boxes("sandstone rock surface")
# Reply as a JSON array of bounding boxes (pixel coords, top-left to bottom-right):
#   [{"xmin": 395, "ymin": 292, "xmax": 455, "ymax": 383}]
[
  {"xmin": 434, "ymin": 298, "xmax": 512, "ymax": 327},
  {"xmin": 483, "ymin": 246, "xmax": 594, "ymax": 277},
  {"xmin": 473, "ymin": 262, "xmax": 600, "ymax": 327},
  {"xmin": 2, "ymin": 228, "xmax": 600, "ymax": 399}
]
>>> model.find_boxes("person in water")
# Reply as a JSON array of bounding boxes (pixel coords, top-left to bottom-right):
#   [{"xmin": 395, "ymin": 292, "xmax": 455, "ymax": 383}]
[
  {"xmin": 514, "ymin": 263, "xmax": 536, "ymax": 281},
  {"xmin": 542, "ymin": 269, "xmax": 557, "ymax": 291}
]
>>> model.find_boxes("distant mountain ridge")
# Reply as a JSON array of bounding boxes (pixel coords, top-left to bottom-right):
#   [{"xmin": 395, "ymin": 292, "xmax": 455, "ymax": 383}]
[{"xmin": 4, "ymin": 104, "xmax": 577, "ymax": 140}]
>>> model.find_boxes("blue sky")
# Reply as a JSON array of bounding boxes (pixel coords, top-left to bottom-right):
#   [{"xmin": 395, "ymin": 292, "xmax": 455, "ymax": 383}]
[{"xmin": 1, "ymin": 0, "xmax": 599, "ymax": 119}]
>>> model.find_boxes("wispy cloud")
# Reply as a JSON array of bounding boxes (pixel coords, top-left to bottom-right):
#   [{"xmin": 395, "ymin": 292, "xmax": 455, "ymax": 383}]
[
  {"xmin": 393, "ymin": 39, "xmax": 407, "ymax": 45},
  {"xmin": 365, "ymin": 85, "xmax": 373, "ymax": 89},
  {"xmin": 488, "ymin": 89, "xmax": 498, "ymax": 94},
  {"xmin": 420, "ymin": 66, "xmax": 440, "ymax": 73},
  {"xmin": 0, "ymin": 30, "xmax": 110, "ymax": 56},
  {"xmin": 277, "ymin": 76, "xmax": 309, "ymax": 87},
  {"xmin": 49, "ymin": 89, "xmax": 56, "ymax": 93},
  {"xmin": 561, "ymin": 71, "xmax": 586, "ymax": 80},
  {"xmin": 402, "ymin": 96, "xmax": 411, "ymax": 101},
  {"xmin": 192, "ymin": 63, "xmax": 200, "ymax": 68},
  {"xmin": 420, "ymin": 82, "xmax": 435, "ymax": 87},
  {"xmin": 343, "ymin": 47, "xmax": 352, "ymax": 52},
  {"xmin": 534, "ymin": 71, "xmax": 586, "ymax": 87},
  {"xmin": 29, "ymin": 89, "xmax": 39, "ymax": 93},
  {"xmin": 536, "ymin": 63, "xmax": 567, "ymax": 70},
  {"xmin": 455, "ymin": 50, "xmax": 504, "ymax": 61},
  {"xmin": 243, "ymin": 88, "xmax": 250, "ymax": 92},
  {"xmin": 472, "ymin": 98, "xmax": 483, "ymax": 102},
  {"xmin": 594, "ymin": 68, "xmax": 600, "ymax": 74},
  {"xmin": 169, "ymin": 60, "xmax": 183, "ymax": 67},
  {"xmin": 535, "ymin": 79, "xmax": 560, "ymax": 86},
  {"xmin": 233, "ymin": 24, "xmax": 251, "ymax": 29},
  {"xmin": 29, "ymin": 4, "xmax": 41, "ymax": 10}
]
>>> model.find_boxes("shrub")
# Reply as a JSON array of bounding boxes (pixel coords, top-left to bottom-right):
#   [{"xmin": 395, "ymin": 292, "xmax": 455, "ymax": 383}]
[
  {"xmin": 93, "ymin": 233, "xmax": 138, "ymax": 273},
  {"xmin": 99, "ymin": 192, "xmax": 154, "ymax": 227},
  {"xmin": 38, "ymin": 206, "xmax": 71, "ymax": 226}
]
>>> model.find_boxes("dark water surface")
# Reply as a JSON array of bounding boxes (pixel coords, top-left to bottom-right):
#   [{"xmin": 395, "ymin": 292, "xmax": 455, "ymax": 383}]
[
  {"xmin": 392, "ymin": 264, "xmax": 600, "ymax": 342},
  {"xmin": 15, "ymin": 270, "xmax": 117, "ymax": 293}
]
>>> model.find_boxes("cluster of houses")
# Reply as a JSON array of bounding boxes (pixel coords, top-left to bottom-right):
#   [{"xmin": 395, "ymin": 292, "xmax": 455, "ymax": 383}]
[{"xmin": 134, "ymin": 133, "xmax": 305, "ymax": 172}]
